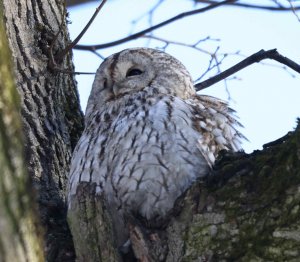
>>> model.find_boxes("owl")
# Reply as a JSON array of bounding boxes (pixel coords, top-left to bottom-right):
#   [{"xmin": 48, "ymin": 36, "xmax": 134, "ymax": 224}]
[{"xmin": 68, "ymin": 48, "xmax": 243, "ymax": 249}]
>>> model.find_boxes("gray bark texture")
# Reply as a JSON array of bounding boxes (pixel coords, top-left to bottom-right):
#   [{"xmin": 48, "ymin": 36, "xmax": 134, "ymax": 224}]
[{"xmin": 1, "ymin": 0, "xmax": 83, "ymax": 261}]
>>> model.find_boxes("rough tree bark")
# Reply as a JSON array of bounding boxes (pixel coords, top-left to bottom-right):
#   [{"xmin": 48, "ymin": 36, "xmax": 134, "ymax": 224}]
[{"xmin": 1, "ymin": 0, "xmax": 83, "ymax": 261}]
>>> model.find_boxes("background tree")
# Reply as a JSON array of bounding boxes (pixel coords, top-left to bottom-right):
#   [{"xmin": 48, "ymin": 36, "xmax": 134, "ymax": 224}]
[{"xmin": 0, "ymin": 0, "xmax": 299, "ymax": 261}]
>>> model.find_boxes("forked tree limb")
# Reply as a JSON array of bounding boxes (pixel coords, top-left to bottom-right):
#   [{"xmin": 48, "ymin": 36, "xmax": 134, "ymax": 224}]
[{"xmin": 195, "ymin": 49, "xmax": 300, "ymax": 91}]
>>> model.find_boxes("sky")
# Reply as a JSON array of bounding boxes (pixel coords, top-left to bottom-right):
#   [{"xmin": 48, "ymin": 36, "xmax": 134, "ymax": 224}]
[{"xmin": 67, "ymin": 0, "xmax": 300, "ymax": 153}]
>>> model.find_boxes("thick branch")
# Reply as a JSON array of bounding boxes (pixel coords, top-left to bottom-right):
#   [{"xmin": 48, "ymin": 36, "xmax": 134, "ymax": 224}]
[
  {"xmin": 194, "ymin": 0, "xmax": 300, "ymax": 11},
  {"xmin": 73, "ymin": 0, "xmax": 237, "ymax": 51},
  {"xmin": 66, "ymin": 0, "xmax": 97, "ymax": 6},
  {"xmin": 195, "ymin": 49, "xmax": 300, "ymax": 91}
]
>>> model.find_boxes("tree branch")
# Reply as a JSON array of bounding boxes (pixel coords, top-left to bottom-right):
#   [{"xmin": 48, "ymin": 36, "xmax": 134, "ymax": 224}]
[
  {"xmin": 67, "ymin": 0, "xmax": 300, "ymax": 11},
  {"xmin": 66, "ymin": 0, "xmax": 97, "ymax": 6},
  {"xmin": 195, "ymin": 49, "xmax": 300, "ymax": 91},
  {"xmin": 193, "ymin": 0, "xmax": 300, "ymax": 11},
  {"xmin": 73, "ymin": 0, "xmax": 237, "ymax": 51},
  {"xmin": 57, "ymin": 0, "xmax": 107, "ymax": 60}
]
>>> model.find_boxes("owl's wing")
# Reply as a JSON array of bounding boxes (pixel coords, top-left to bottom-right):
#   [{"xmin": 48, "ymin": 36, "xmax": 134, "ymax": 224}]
[{"xmin": 186, "ymin": 94, "xmax": 246, "ymax": 166}]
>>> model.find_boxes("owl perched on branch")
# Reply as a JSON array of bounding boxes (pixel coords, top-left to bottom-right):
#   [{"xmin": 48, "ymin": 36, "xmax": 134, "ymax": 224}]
[{"xmin": 68, "ymin": 48, "xmax": 243, "ymax": 252}]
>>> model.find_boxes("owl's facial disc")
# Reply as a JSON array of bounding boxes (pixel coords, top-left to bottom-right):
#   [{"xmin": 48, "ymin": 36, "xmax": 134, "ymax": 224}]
[{"xmin": 87, "ymin": 48, "xmax": 195, "ymax": 118}]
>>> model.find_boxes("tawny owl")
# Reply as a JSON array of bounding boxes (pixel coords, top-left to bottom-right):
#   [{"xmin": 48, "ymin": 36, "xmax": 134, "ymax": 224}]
[{"xmin": 68, "ymin": 47, "xmax": 243, "ymax": 246}]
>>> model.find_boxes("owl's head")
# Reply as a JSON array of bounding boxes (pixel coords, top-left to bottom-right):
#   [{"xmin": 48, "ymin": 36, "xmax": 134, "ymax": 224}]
[{"xmin": 86, "ymin": 48, "xmax": 195, "ymax": 117}]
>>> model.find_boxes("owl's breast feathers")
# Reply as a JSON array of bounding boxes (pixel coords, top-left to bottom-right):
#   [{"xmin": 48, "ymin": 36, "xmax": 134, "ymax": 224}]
[{"xmin": 68, "ymin": 91, "xmax": 244, "ymax": 220}]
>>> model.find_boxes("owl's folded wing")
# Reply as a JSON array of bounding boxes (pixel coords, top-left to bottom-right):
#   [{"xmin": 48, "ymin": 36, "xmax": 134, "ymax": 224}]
[{"xmin": 186, "ymin": 94, "xmax": 246, "ymax": 166}]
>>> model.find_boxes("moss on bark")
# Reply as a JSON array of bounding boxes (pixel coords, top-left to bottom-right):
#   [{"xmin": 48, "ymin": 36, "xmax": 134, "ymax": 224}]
[
  {"xmin": 182, "ymin": 121, "xmax": 300, "ymax": 261},
  {"xmin": 0, "ymin": 5, "xmax": 44, "ymax": 261}
]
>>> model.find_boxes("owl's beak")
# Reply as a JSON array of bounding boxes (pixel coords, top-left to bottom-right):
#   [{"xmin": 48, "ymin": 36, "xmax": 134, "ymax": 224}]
[
  {"xmin": 112, "ymin": 83, "xmax": 125, "ymax": 97},
  {"xmin": 112, "ymin": 84, "xmax": 119, "ymax": 96}
]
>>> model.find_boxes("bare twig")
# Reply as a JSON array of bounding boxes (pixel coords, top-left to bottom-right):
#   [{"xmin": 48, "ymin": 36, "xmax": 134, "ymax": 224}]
[
  {"xmin": 142, "ymin": 35, "xmax": 219, "ymax": 55},
  {"xmin": 142, "ymin": 35, "xmax": 240, "ymax": 83},
  {"xmin": 130, "ymin": 0, "xmax": 165, "ymax": 34},
  {"xmin": 194, "ymin": 0, "xmax": 300, "ymax": 11},
  {"xmin": 55, "ymin": 69, "xmax": 95, "ymax": 75},
  {"xmin": 56, "ymin": 0, "xmax": 107, "ymax": 61},
  {"xmin": 89, "ymin": 50, "xmax": 105, "ymax": 60},
  {"xmin": 195, "ymin": 49, "xmax": 300, "ymax": 91},
  {"xmin": 287, "ymin": 0, "xmax": 300, "ymax": 22},
  {"xmin": 73, "ymin": 0, "xmax": 237, "ymax": 51},
  {"xmin": 194, "ymin": 46, "xmax": 226, "ymax": 81}
]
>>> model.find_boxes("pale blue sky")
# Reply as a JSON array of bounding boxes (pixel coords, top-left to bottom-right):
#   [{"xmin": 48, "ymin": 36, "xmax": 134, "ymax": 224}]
[{"xmin": 68, "ymin": 0, "xmax": 300, "ymax": 153}]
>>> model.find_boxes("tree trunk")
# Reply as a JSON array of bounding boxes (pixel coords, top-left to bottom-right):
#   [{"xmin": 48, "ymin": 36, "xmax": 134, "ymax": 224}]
[
  {"xmin": 1, "ymin": 0, "xmax": 84, "ymax": 261},
  {"xmin": 0, "ymin": 7, "xmax": 43, "ymax": 261}
]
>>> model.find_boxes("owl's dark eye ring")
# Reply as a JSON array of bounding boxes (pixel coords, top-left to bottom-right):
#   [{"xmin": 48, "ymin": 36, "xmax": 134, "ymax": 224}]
[{"xmin": 126, "ymin": 68, "xmax": 143, "ymax": 77}]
